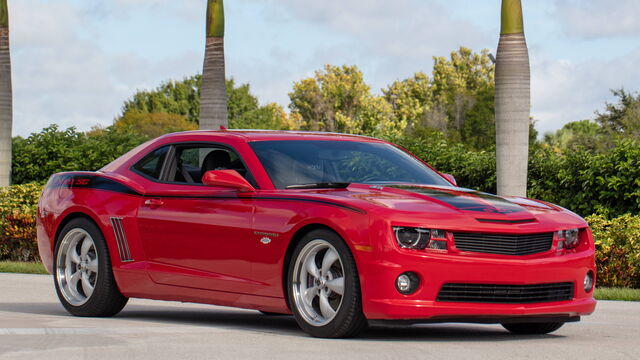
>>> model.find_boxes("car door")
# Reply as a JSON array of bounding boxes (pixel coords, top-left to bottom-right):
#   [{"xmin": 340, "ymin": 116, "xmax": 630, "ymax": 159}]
[{"xmin": 134, "ymin": 143, "xmax": 260, "ymax": 294}]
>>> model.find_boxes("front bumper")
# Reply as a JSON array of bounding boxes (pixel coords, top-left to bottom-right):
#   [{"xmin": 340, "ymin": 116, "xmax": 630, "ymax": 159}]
[{"xmin": 359, "ymin": 248, "xmax": 597, "ymax": 321}]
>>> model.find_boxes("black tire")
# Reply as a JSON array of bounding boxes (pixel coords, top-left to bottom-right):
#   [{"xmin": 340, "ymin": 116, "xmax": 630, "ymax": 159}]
[
  {"xmin": 54, "ymin": 217, "xmax": 128, "ymax": 317},
  {"xmin": 287, "ymin": 229, "xmax": 367, "ymax": 338},
  {"xmin": 502, "ymin": 322, "xmax": 564, "ymax": 335}
]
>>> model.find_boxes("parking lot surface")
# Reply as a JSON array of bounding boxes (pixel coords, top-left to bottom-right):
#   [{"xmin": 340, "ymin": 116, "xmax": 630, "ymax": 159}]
[{"xmin": 0, "ymin": 273, "xmax": 637, "ymax": 359}]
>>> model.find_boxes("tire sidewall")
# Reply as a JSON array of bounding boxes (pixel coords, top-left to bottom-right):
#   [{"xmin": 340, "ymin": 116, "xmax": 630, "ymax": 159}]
[
  {"xmin": 53, "ymin": 218, "xmax": 110, "ymax": 315},
  {"xmin": 287, "ymin": 229, "xmax": 363, "ymax": 337}
]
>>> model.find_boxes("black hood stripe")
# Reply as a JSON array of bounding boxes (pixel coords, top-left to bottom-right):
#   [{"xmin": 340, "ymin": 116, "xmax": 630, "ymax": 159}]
[{"xmin": 389, "ymin": 185, "xmax": 526, "ymax": 215}]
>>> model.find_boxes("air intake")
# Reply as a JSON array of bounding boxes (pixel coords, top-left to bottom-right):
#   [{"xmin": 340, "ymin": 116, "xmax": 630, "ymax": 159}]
[{"xmin": 110, "ymin": 217, "xmax": 133, "ymax": 262}]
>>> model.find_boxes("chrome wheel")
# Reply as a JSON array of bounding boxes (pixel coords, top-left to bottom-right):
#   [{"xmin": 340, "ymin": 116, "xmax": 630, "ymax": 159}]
[
  {"xmin": 292, "ymin": 239, "xmax": 345, "ymax": 327},
  {"xmin": 56, "ymin": 228, "xmax": 98, "ymax": 306}
]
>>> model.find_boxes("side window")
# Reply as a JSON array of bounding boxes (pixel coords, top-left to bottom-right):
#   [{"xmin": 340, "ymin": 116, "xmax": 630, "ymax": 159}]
[
  {"xmin": 169, "ymin": 145, "xmax": 253, "ymax": 185},
  {"xmin": 132, "ymin": 146, "xmax": 169, "ymax": 180}
]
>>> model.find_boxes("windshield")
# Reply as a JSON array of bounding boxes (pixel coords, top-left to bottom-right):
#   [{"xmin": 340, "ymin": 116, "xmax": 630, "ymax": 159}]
[{"xmin": 249, "ymin": 140, "xmax": 451, "ymax": 189}]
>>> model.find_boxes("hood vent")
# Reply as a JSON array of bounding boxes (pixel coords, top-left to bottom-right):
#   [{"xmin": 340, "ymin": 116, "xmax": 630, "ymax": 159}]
[{"xmin": 475, "ymin": 218, "xmax": 536, "ymax": 224}]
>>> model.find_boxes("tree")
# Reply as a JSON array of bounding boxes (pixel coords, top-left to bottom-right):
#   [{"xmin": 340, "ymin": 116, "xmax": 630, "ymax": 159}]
[
  {"xmin": 114, "ymin": 111, "xmax": 197, "ymax": 138},
  {"xmin": 290, "ymin": 65, "xmax": 404, "ymax": 136},
  {"xmin": 122, "ymin": 76, "xmax": 201, "ymax": 123},
  {"xmin": 596, "ymin": 89, "xmax": 640, "ymax": 140},
  {"xmin": 383, "ymin": 72, "xmax": 434, "ymax": 134},
  {"xmin": 199, "ymin": 0, "xmax": 227, "ymax": 129},
  {"xmin": 0, "ymin": 0, "xmax": 12, "ymax": 187},
  {"xmin": 495, "ymin": 0, "xmax": 531, "ymax": 197},
  {"xmin": 431, "ymin": 47, "xmax": 495, "ymax": 147},
  {"xmin": 543, "ymin": 120, "xmax": 601, "ymax": 153},
  {"xmin": 121, "ymin": 75, "xmax": 294, "ymax": 130}
]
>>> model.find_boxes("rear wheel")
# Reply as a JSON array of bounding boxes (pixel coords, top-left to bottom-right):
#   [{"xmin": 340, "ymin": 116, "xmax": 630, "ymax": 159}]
[
  {"xmin": 502, "ymin": 322, "xmax": 564, "ymax": 335},
  {"xmin": 54, "ymin": 218, "xmax": 128, "ymax": 317},
  {"xmin": 287, "ymin": 229, "xmax": 366, "ymax": 338}
]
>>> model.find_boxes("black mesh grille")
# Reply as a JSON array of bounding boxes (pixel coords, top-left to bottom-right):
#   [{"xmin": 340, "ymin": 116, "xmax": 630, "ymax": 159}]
[
  {"xmin": 453, "ymin": 232, "xmax": 553, "ymax": 256},
  {"xmin": 437, "ymin": 282, "xmax": 574, "ymax": 303}
]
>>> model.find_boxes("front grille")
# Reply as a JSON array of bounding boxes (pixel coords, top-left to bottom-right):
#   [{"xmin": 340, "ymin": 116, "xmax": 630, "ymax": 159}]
[
  {"xmin": 437, "ymin": 282, "xmax": 574, "ymax": 304},
  {"xmin": 453, "ymin": 232, "xmax": 553, "ymax": 256}
]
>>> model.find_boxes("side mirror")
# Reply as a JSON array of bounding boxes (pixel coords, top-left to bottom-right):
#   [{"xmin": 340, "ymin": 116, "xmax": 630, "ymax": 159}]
[
  {"xmin": 202, "ymin": 170, "xmax": 256, "ymax": 193},
  {"xmin": 442, "ymin": 173, "xmax": 457, "ymax": 186}
]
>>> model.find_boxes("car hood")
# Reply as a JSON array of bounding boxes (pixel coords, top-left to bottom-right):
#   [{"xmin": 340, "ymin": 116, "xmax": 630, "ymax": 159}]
[{"xmin": 293, "ymin": 184, "xmax": 586, "ymax": 228}]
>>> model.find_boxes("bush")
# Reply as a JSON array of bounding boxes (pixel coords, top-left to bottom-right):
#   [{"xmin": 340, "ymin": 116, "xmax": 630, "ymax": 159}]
[
  {"xmin": 587, "ymin": 214, "xmax": 640, "ymax": 288},
  {"xmin": 12, "ymin": 125, "xmax": 147, "ymax": 185},
  {"xmin": 0, "ymin": 184, "xmax": 43, "ymax": 261}
]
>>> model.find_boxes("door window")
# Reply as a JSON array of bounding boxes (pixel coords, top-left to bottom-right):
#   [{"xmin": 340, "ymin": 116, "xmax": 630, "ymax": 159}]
[
  {"xmin": 168, "ymin": 145, "xmax": 254, "ymax": 185},
  {"xmin": 132, "ymin": 146, "xmax": 169, "ymax": 180}
]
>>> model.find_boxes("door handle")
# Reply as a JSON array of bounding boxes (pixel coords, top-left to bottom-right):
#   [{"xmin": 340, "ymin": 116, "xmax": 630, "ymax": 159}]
[{"xmin": 144, "ymin": 199, "xmax": 164, "ymax": 208}]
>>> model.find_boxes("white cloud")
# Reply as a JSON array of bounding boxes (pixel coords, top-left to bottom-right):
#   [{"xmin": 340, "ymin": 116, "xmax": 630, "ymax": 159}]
[
  {"xmin": 555, "ymin": 0, "xmax": 640, "ymax": 39},
  {"xmin": 9, "ymin": 0, "xmax": 201, "ymax": 137},
  {"xmin": 531, "ymin": 48, "xmax": 640, "ymax": 134}
]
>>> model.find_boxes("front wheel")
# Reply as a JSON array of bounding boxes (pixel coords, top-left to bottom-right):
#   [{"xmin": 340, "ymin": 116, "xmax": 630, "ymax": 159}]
[
  {"xmin": 54, "ymin": 218, "xmax": 128, "ymax": 317},
  {"xmin": 502, "ymin": 322, "xmax": 564, "ymax": 335},
  {"xmin": 287, "ymin": 229, "xmax": 366, "ymax": 338}
]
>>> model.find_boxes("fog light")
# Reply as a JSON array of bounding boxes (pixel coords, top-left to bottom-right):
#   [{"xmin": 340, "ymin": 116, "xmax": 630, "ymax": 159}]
[
  {"xmin": 396, "ymin": 272, "xmax": 420, "ymax": 295},
  {"xmin": 584, "ymin": 271, "xmax": 594, "ymax": 293}
]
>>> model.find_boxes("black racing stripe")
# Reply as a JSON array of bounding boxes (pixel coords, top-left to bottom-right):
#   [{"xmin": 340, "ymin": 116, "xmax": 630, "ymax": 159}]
[
  {"xmin": 47, "ymin": 174, "xmax": 141, "ymax": 196},
  {"xmin": 389, "ymin": 185, "xmax": 526, "ymax": 215},
  {"xmin": 47, "ymin": 174, "xmax": 364, "ymax": 213},
  {"xmin": 144, "ymin": 194, "xmax": 366, "ymax": 214}
]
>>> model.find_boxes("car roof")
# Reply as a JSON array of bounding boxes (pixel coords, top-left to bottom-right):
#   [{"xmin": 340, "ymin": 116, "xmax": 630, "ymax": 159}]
[{"xmin": 157, "ymin": 130, "xmax": 385, "ymax": 143}]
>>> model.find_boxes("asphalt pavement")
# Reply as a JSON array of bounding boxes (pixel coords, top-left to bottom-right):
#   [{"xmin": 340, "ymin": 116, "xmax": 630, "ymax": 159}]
[{"xmin": 0, "ymin": 273, "xmax": 637, "ymax": 360}]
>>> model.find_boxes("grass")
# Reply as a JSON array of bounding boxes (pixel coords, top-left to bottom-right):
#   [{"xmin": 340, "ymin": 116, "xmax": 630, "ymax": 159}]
[
  {"xmin": 595, "ymin": 287, "xmax": 640, "ymax": 302},
  {"xmin": 0, "ymin": 261, "xmax": 48, "ymax": 275}
]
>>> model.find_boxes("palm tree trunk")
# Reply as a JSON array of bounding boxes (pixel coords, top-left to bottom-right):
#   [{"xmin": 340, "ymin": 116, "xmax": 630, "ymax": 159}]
[
  {"xmin": 0, "ymin": 0, "xmax": 12, "ymax": 187},
  {"xmin": 200, "ymin": 37, "xmax": 228, "ymax": 129},
  {"xmin": 495, "ymin": 0, "xmax": 530, "ymax": 197},
  {"xmin": 199, "ymin": 0, "xmax": 227, "ymax": 130}
]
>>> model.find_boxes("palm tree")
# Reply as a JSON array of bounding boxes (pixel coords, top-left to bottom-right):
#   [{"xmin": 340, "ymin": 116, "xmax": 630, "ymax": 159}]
[
  {"xmin": 0, "ymin": 0, "xmax": 12, "ymax": 187},
  {"xmin": 199, "ymin": 0, "xmax": 228, "ymax": 130},
  {"xmin": 495, "ymin": 0, "xmax": 530, "ymax": 197}
]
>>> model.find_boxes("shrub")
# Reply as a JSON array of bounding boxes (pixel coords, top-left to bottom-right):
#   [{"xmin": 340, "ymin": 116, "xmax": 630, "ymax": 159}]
[
  {"xmin": 587, "ymin": 214, "xmax": 640, "ymax": 288},
  {"xmin": 0, "ymin": 184, "xmax": 43, "ymax": 262}
]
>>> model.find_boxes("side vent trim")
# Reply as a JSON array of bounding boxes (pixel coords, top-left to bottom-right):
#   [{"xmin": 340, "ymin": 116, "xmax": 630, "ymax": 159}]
[{"xmin": 110, "ymin": 217, "xmax": 133, "ymax": 262}]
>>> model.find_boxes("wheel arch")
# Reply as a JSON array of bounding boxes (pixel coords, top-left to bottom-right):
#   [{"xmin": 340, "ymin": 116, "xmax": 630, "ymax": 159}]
[
  {"xmin": 281, "ymin": 223, "xmax": 350, "ymax": 310},
  {"xmin": 54, "ymin": 211, "xmax": 104, "ymax": 250}
]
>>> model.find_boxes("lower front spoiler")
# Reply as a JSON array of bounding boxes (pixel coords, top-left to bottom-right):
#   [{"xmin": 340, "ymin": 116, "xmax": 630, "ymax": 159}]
[{"xmin": 369, "ymin": 315, "xmax": 580, "ymax": 326}]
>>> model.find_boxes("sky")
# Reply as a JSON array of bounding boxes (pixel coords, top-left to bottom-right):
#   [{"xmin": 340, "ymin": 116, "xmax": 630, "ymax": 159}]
[{"xmin": 7, "ymin": 0, "xmax": 640, "ymax": 137}]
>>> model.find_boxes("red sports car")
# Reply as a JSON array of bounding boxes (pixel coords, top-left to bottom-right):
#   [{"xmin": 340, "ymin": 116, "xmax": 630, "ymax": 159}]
[{"xmin": 36, "ymin": 130, "xmax": 596, "ymax": 338}]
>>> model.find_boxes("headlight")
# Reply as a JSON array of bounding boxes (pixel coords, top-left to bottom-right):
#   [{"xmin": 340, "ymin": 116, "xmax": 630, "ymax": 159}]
[
  {"xmin": 393, "ymin": 227, "xmax": 448, "ymax": 250},
  {"xmin": 557, "ymin": 229, "xmax": 580, "ymax": 249}
]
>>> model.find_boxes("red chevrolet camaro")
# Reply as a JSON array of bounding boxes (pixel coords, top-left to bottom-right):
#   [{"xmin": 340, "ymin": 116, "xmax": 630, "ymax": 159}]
[{"xmin": 36, "ymin": 130, "xmax": 596, "ymax": 338}]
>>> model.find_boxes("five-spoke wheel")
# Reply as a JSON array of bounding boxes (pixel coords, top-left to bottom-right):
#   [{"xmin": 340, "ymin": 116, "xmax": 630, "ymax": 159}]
[
  {"xmin": 56, "ymin": 228, "xmax": 98, "ymax": 306},
  {"xmin": 288, "ymin": 229, "xmax": 366, "ymax": 338},
  {"xmin": 54, "ymin": 218, "xmax": 128, "ymax": 317}
]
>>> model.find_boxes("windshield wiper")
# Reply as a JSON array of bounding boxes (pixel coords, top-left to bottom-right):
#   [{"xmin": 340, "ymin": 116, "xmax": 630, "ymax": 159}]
[{"xmin": 286, "ymin": 182, "xmax": 351, "ymax": 189}]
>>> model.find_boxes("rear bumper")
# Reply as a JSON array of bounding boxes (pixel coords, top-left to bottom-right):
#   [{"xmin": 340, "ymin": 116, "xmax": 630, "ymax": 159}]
[{"xmin": 358, "ymin": 248, "xmax": 597, "ymax": 321}]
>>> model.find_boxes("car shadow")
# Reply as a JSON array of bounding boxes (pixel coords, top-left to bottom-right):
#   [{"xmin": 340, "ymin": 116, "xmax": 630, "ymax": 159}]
[{"xmin": 0, "ymin": 302, "xmax": 564, "ymax": 341}]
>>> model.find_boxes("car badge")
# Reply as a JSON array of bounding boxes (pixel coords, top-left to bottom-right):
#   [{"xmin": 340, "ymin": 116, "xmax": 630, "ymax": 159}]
[{"xmin": 260, "ymin": 237, "xmax": 272, "ymax": 245}]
